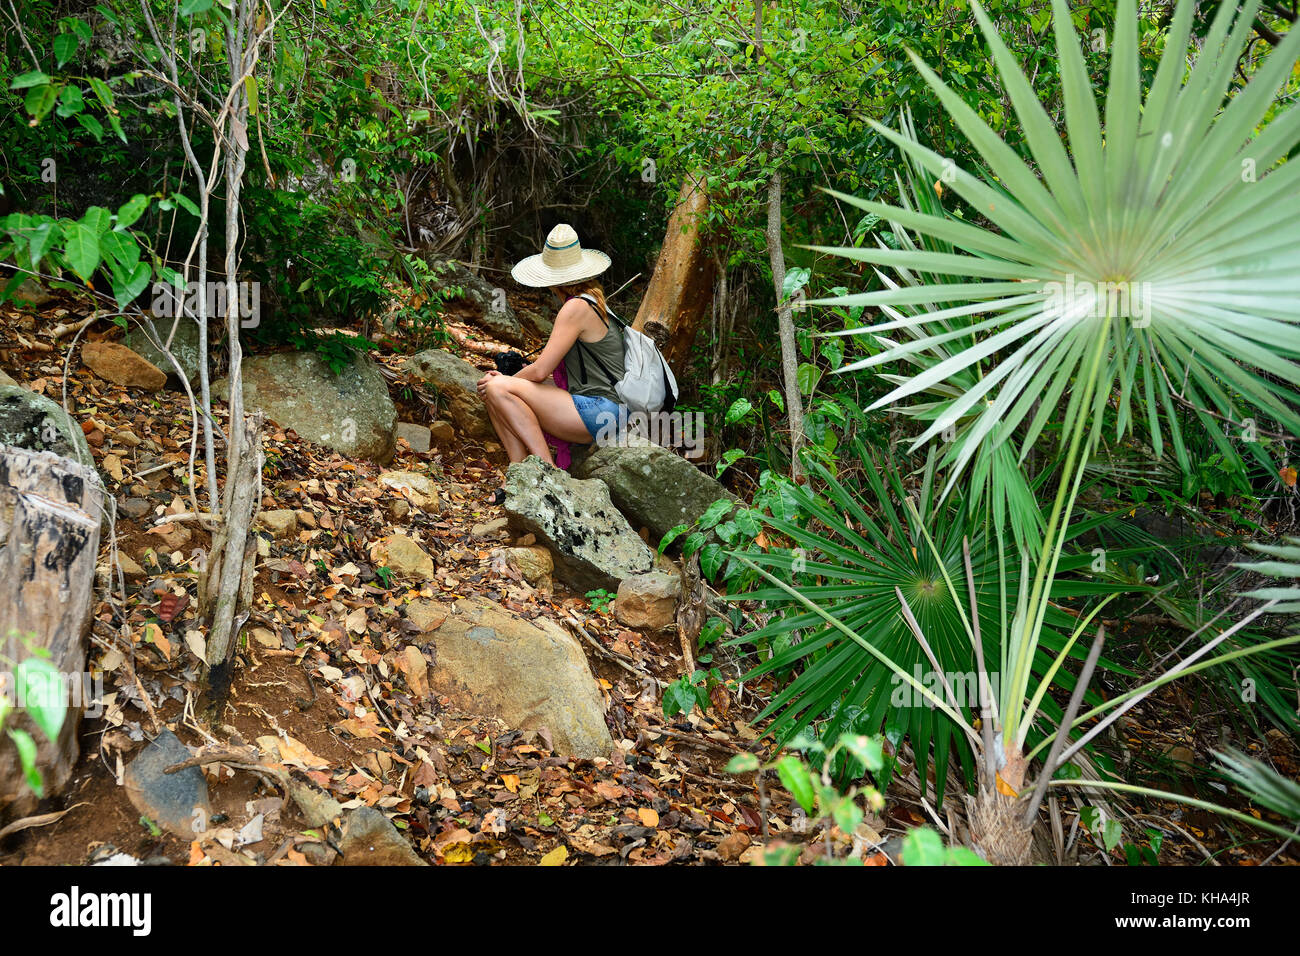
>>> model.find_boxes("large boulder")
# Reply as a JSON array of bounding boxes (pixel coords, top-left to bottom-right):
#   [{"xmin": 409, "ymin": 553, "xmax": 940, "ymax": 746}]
[
  {"xmin": 217, "ymin": 350, "xmax": 396, "ymax": 463},
  {"xmin": 124, "ymin": 315, "xmax": 203, "ymax": 387},
  {"xmin": 0, "ymin": 384, "xmax": 93, "ymax": 465},
  {"xmin": 421, "ymin": 257, "xmax": 525, "ymax": 346},
  {"xmin": 403, "ymin": 348, "xmax": 491, "ymax": 438},
  {"xmin": 572, "ymin": 434, "xmax": 737, "ymax": 545},
  {"xmin": 418, "ymin": 596, "xmax": 614, "ymax": 759},
  {"xmin": 504, "ymin": 456, "xmax": 654, "ymax": 592}
]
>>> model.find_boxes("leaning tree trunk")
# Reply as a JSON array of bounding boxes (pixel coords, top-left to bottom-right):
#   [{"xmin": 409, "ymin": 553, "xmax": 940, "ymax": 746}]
[
  {"xmin": 766, "ymin": 167, "xmax": 805, "ymax": 479},
  {"xmin": 0, "ymin": 446, "xmax": 103, "ymax": 816},
  {"xmin": 633, "ymin": 174, "xmax": 717, "ymax": 370}
]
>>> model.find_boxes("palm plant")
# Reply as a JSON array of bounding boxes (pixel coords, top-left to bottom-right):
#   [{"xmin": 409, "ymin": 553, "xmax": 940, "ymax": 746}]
[
  {"xmin": 755, "ymin": 0, "xmax": 1300, "ymax": 859},
  {"xmin": 734, "ymin": 432, "xmax": 1142, "ymax": 806}
]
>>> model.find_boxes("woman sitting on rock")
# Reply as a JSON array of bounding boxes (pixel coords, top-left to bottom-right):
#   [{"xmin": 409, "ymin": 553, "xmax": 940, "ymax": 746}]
[{"xmin": 477, "ymin": 224, "xmax": 626, "ymax": 504}]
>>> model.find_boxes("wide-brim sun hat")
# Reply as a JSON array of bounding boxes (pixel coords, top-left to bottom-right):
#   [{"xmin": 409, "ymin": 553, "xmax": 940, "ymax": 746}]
[{"xmin": 510, "ymin": 223, "xmax": 611, "ymax": 287}]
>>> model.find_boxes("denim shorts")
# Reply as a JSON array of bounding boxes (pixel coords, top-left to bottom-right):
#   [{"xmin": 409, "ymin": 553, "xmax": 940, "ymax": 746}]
[{"xmin": 571, "ymin": 393, "xmax": 624, "ymax": 443}]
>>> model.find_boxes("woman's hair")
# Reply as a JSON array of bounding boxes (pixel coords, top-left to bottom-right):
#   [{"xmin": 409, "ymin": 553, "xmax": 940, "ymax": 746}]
[{"xmin": 553, "ymin": 278, "xmax": 607, "ymax": 316}]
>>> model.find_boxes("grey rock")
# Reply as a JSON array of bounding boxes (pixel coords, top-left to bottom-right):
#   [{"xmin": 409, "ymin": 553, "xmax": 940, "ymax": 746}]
[
  {"xmin": 395, "ymin": 421, "xmax": 432, "ymax": 453},
  {"xmin": 572, "ymin": 434, "xmax": 737, "ymax": 545},
  {"xmin": 123, "ymin": 729, "xmax": 211, "ymax": 839},
  {"xmin": 403, "ymin": 349, "xmax": 491, "ymax": 438},
  {"xmin": 504, "ymin": 455, "xmax": 654, "ymax": 592},
  {"xmin": 335, "ymin": 805, "xmax": 426, "ymax": 866},
  {"xmin": 288, "ymin": 780, "xmax": 344, "ymax": 829},
  {"xmin": 11, "ymin": 278, "xmax": 54, "ymax": 307},
  {"xmin": 0, "ymin": 384, "xmax": 94, "ymax": 466},
  {"xmin": 422, "ymin": 596, "xmax": 614, "ymax": 759},
  {"xmin": 421, "ymin": 256, "xmax": 525, "ymax": 346},
  {"xmin": 216, "ymin": 350, "xmax": 396, "ymax": 463},
  {"xmin": 124, "ymin": 315, "xmax": 203, "ymax": 387}
]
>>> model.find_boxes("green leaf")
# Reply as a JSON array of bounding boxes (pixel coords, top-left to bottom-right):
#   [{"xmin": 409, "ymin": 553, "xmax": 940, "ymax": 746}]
[
  {"xmin": 681, "ymin": 532, "xmax": 705, "ymax": 559},
  {"xmin": 698, "ymin": 498, "xmax": 734, "ymax": 530},
  {"xmin": 63, "ymin": 223, "xmax": 100, "ymax": 279},
  {"xmin": 725, "ymin": 752, "xmax": 760, "ymax": 774},
  {"xmin": 832, "ymin": 797, "xmax": 863, "ymax": 835},
  {"xmin": 9, "ymin": 71, "xmax": 51, "ymax": 90},
  {"xmin": 839, "ymin": 734, "xmax": 885, "ymax": 773},
  {"xmin": 26, "ymin": 220, "xmax": 58, "ymax": 267},
  {"xmin": 7, "ymin": 728, "xmax": 42, "ymax": 797},
  {"xmin": 75, "ymin": 112, "xmax": 104, "ymax": 141},
  {"xmin": 900, "ymin": 826, "xmax": 946, "ymax": 866},
  {"xmin": 53, "ymin": 33, "xmax": 79, "ymax": 67},
  {"xmin": 55, "ymin": 85, "xmax": 84, "ymax": 118},
  {"xmin": 24, "ymin": 84, "xmax": 57, "ymax": 123},
  {"xmin": 81, "ymin": 205, "xmax": 112, "ymax": 235},
  {"xmin": 15, "ymin": 657, "xmax": 65, "ymax": 742},
  {"xmin": 658, "ymin": 524, "xmax": 688, "ymax": 553},
  {"xmin": 767, "ymin": 388, "xmax": 784, "ymax": 412},
  {"xmin": 796, "ymin": 362, "xmax": 822, "ymax": 396},
  {"xmin": 179, "ymin": 0, "xmax": 214, "ymax": 14},
  {"xmin": 775, "ymin": 755, "xmax": 816, "ymax": 813},
  {"xmin": 111, "ymin": 260, "xmax": 151, "ymax": 309},
  {"xmin": 1101, "ymin": 817, "xmax": 1123, "ymax": 853},
  {"xmin": 725, "ymin": 397, "xmax": 753, "ymax": 424},
  {"xmin": 115, "ymin": 194, "xmax": 150, "ymax": 231},
  {"xmin": 699, "ymin": 543, "xmax": 724, "ymax": 580},
  {"xmin": 699, "ymin": 617, "xmax": 727, "ymax": 647}
]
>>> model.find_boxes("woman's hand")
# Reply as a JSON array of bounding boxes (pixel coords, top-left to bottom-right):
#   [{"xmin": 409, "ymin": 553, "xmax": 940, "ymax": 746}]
[{"xmin": 476, "ymin": 369, "xmax": 501, "ymax": 397}]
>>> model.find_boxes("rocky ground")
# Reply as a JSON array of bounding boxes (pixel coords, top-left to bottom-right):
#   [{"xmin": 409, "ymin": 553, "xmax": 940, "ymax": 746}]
[
  {"xmin": 0, "ymin": 285, "xmax": 887, "ymax": 867},
  {"xmin": 1, "ymin": 280, "xmax": 1296, "ymax": 867}
]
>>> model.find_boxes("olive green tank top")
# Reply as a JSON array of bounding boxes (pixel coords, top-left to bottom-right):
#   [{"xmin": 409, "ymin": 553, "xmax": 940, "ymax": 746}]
[{"xmin": 563, "ymin": 295, "xmax": 625, "ymax": 405}]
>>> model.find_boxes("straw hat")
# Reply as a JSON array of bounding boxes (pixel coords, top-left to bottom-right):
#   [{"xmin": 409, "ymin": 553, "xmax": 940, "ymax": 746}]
[{"xmin": 510, "ymin": 223, "xmax": 611, "ymax": 287}]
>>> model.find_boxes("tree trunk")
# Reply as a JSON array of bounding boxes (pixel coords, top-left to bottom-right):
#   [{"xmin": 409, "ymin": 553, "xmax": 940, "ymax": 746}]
[
  {"xmin": 766, "ymin": 168, "xmax": 805, "ymax": 478},
  {"xmin": 633, "ymin": 174, "xmax": 717, "ymax": 370},
  {"xmin": 0, "ymin": 446, "xmax": 103, "ymax": 815}
]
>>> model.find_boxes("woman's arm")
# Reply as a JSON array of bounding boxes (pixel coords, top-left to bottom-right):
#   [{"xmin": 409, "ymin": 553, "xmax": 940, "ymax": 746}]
[{"xmin": 514, "ymin": 299, "xmax": 588, "ymax": 383}]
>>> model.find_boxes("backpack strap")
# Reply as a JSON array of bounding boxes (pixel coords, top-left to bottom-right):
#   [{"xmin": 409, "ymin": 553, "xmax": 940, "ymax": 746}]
[{"xmin": 567, "ymin": 294, "xmax": 620, "ymax": 389}]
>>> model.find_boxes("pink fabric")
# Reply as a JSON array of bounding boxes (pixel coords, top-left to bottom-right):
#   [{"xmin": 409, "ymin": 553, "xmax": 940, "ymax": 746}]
[{"xmin": 547, "ymin": 363, "xmax": 572, "ymax": 470}]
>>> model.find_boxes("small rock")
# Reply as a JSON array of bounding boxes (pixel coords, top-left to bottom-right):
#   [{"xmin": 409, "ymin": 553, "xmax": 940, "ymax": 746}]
[
  {"xmin": 375, "ymin": 533, "xmax": 436, "ymax": 581},
  {"xmin": 386, "ymin": 499, "xmax": 410, "ymax": 520},
  {"xmin": 429, "ymin": 420, "xmax": 456, "ymax": 443},
  {"xmin": 152, "ymin": 523, "xmax": 192, "ymax": 551},
  {"xmin": 295, "ymin": 509, "xmax": 317, "ymax": 529},
  {"xmin": 119, "ymin": 498, "xmax": 151, "ymax": 519},
  {"xmin": 301, "ymin": 841, "xmax": 337, "ymax": 866},
  {"xmin": 334, "ymin": 806, "xmax": 427, "ymax": 866},
  {"xmin": 0, "ymin": 369, "xmax": 16, "ymax": 387},
  {"xmin": 716, "ymin": 831, "xmax": 752, "ymax": 862},
  {"xmin": 506, "ymin": 546, "xmax": 553, "ymax": 586},
  {"xmin": 377, "ymin": 470, "xmax": 440, "ymax": 513},
  {"xmin": 395, "ymin": 422, "xmax": 432, "ymax": 454},
  {"xmin": 257, "ymin": 509, "xmax": 298, "ymax": 538},
  {"xmin": 117, "ymin": 553, "xmax": 146, "ymax": 580},
  {"xmin": 81, "ymin": 341, "xmax": 167, "ymax": 391},
  {"xmin": 123, "ymin": 729, "xmax": 211, "ymax": 838},
  {"xmin": 615, "ymin": 571, "xmax": 682, "ymax": 631},
  {"xmin": 472, "ymin": 516, "xmax": 509, "ymax": 537},
  {"xmin": 288, "ymin": 781, "xmax": 344, "ymax": 828},
  {"xmin": 251, "ymin": 627, "xmax": 281, "ymax": 650}
]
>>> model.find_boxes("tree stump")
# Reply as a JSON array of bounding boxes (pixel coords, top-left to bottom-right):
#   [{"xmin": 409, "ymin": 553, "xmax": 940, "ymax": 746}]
[{"xmin": 0, "ymin": 445, "xmax": 103, "ymax": 816}]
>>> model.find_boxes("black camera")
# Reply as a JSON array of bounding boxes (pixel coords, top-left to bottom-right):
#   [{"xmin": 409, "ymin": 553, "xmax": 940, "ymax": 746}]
[{"xmin": 493, "ymin": 351, "xmax": 528, "ymax": 375}]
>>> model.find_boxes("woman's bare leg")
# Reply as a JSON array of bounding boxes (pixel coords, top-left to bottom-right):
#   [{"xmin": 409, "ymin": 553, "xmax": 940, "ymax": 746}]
[
  {"xmin": 484, "ymin": 377, "xmax": 558, "ymax": 464},
  {"xmin": 484, "ymin": 400, "xmax": 530, "ymax": 462},
  {"xmin": 484, "ymin": 376, "xmax": 592, "ymax": 458}
]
